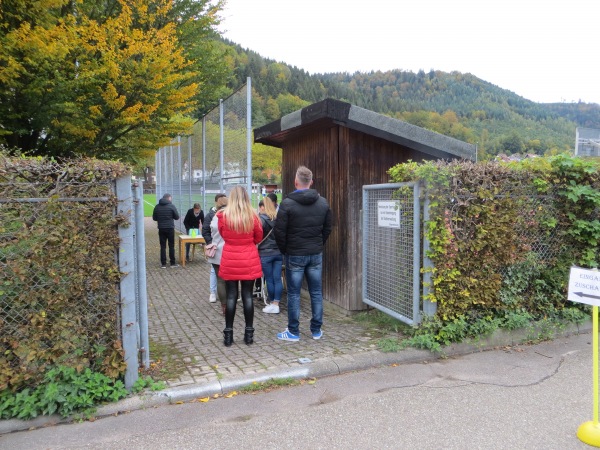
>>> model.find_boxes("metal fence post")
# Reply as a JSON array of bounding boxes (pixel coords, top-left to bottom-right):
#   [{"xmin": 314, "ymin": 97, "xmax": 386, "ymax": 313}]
[
  {"xmin": 202, "ymin": 116, "xmax": 207, "ymax": 212},
  {"xmin": 134, "ymin": 180, "xmax": 150, "ymax": 368},
  {"xmin": 246, "ymin": 77, "xmax": 253, "ymax": 199},
  {"xmin": 412, "ymin": 182, "xmax": 422, "ymax": 325},
  {"xmin": 116, "ymin": 176, "xmax": 139, "ymax": 390},
  {"xmin": 219, "ymin": 98, "xmax": 224, "ymax": 193}
]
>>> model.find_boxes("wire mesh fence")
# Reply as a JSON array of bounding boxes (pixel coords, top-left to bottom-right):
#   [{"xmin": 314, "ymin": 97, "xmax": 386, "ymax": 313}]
[
  {"xmin": 362, "ymin": 183, "xmax": 421, "ymax": 325},
  {"xmin": 0, "ymin": 161, "xmax": 125, "ymax": 389},
  {"xmin": 155, "ymin": 81, "xmax": 252, "ymax": 230}
]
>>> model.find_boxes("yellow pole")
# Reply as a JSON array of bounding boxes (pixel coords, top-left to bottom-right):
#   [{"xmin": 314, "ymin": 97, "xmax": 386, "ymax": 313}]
[
  {"xmin": 578, "ymin": 306, "xmax": 600, "ymax": 446},
  {"xmin": 595, "ymin": 305, "xmax": 598, "ymax": 425}
]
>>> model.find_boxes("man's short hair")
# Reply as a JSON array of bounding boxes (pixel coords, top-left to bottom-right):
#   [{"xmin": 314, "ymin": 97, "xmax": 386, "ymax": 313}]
[
  {"xmin": 162, "ymin": 193, "xmax": 172, "ymax": 200},
  {"xmin": 296, "ymin": 166, "xmax": 313, "ymax": 186},
  {"xmin": 193, "ymin": 203, "xmax": 201, "ymax": 209},
  {"xmin": 214, "ymin": 193, "xmax": 226, "ymax": 202}
]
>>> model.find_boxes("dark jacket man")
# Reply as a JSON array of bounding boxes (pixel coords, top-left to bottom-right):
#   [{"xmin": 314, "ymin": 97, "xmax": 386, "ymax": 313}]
[
  {"xmin": 274, "ymin": 189, "xmax": 332, "ymax": 256},
  {"xmin": 153, "ymin": 195, "xmax": 180, "ymax": 229},
  {"xmin": 183, "ymin": 204, "xmax": 204, "ymax": 231},
  {"xmin": 152, "ymin": 194, "xmax": 180, "ymax": 267}
]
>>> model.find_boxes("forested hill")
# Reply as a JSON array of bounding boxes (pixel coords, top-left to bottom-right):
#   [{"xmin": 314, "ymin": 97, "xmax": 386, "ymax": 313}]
[{"xmin": 223, "ymin": 40, "xmax": 600, "ymax": 159}]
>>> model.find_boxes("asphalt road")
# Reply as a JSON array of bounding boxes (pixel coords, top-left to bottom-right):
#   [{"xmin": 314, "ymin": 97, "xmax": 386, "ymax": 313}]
[{"xmin": 1, "ymin": 333, "xmax": 596, "ymax": 449}]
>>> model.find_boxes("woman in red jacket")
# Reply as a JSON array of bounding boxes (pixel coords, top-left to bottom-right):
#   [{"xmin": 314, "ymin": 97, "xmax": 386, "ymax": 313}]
[{"xmin": 217, "ymin": 186, "xmax": 263, "ymax": 346}]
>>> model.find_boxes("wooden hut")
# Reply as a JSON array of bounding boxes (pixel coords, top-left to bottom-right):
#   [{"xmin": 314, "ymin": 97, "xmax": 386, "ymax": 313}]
[{"xmin": 254, "ymin": 98, "xmax": 476, "ymax": 312}]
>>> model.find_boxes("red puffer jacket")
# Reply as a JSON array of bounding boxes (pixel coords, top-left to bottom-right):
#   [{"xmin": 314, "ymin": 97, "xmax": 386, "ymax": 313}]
[{"xmin": 217, "ymin": 211, "xmax": 263, "ymax": 281}]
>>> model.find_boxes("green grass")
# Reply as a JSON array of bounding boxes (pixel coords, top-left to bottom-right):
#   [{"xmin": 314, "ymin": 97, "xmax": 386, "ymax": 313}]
[
  {"xmin": 239, "ymin": 377, "xmax": 299, "ymax": 393},
  {"xmin": 143, "ymin": 340, "xmax": 188, "ymax": 381},
  {"xmin": 353, "ymin": 309, "xmax": 410, "ymax": 337},
  {"xmin": 143, "ymin": 194, "xmax": 156, "ymax": 217}
]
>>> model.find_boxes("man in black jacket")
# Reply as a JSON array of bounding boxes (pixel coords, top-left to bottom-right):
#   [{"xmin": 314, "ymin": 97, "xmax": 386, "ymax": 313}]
[
  {"xmin": 152, "ymin": 193, "xmax": 180, "ymax": 268},
  {"xmin": 275, "ymin": 166, "xmax": 332, "ymax": 342}
]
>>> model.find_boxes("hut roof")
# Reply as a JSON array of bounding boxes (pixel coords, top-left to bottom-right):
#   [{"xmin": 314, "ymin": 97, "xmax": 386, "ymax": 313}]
[{"xmin": 254, "ymin": 98, "xmax": 476, "ymax": 161}]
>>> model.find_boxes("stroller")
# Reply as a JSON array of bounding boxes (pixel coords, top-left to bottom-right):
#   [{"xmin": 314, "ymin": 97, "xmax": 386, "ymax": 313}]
[{"xmin": 252, "ymin": 265, "xmax": 286, "ymax": 306}]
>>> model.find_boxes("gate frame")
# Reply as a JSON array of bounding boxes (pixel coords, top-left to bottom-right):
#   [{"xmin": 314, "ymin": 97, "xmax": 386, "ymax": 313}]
[{"xmin": 362, "ymin": 182, "xmax": 422, "ymax": 326}]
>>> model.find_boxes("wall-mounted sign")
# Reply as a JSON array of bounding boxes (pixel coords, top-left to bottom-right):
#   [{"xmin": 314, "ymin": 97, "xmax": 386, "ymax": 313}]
[{"xmin": 377, "ymin": 200, "xmax": 401, "ymax": 229}]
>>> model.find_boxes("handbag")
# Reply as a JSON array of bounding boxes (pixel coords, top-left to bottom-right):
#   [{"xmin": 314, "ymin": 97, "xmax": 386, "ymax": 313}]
[{"xmin": 204, "ymin": 243, "xmax": 217, "ymax": 258}]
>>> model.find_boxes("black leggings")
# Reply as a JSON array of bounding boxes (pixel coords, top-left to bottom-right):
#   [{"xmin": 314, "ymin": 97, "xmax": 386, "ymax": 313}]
[{"xmin": 225, "ymin": 280, "xmax": 254, "ymax": 329}]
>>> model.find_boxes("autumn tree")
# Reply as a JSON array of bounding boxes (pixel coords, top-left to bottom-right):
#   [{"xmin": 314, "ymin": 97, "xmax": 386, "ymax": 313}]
[
  {"xmin": 252, "ymin": 143, "xmax": 282, "ymax": 184},
  {"xmin": 0, "ymin": 0, "xmax": 228, "ymax": 164}
]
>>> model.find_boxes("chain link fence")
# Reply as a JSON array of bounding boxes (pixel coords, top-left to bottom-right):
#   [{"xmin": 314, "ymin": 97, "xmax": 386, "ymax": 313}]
[{"xmin": 155, "ymin": 81, "xmax": 253, "ymax": 228}]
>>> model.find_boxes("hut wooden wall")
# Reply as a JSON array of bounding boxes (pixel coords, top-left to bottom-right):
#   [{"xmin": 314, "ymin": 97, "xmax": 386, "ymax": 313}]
[{"xmin": 280, "ymin": 125, "xmax": 432, "ymax": 311}]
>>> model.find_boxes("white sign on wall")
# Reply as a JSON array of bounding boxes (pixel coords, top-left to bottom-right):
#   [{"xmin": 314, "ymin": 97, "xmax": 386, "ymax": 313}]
[
  {"xmin": 568, "ymin": 266, "xmax": 600, "ymax": 307},
  {"xmin": 377, "ymin": 201, "xmax": 401, "ymax": 229}
]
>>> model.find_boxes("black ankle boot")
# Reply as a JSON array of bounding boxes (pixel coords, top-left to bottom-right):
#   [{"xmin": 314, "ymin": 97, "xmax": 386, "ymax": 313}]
[
  {"xmin": 223, "ymin": 328, "xmax": 234, "ymax": 347},
  {"xmin": 244, "ymin": 327, "xmax": 254, "ymax": 345}
]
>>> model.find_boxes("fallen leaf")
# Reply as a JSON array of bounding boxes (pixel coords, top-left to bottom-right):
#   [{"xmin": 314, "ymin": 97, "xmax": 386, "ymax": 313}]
[
  {"xmin": 212, "ymin": 394, "xmax": 220, "ymax": 399},
  {"xmin": 199, "ymin": 397, "xmax": 210, "ymax": 403},
  {"xmin": 175, "ymin": 401, "xmax": 184, "ymax": 404},
  {"xmin": 224, "ymin": 391, "xmax": 238, "ymax": 398}
]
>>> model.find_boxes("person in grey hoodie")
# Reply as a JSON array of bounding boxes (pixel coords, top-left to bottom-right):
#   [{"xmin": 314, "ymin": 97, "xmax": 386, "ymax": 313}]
[{"xmin": 152, "ymin": 193, "xmax": 180, "ymax": 268}]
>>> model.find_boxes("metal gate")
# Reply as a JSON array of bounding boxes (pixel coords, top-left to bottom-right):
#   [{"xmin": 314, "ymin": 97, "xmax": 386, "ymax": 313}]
[{"xmin": 362, "ymin": 182, "xmax": 422, "ymax": 325}]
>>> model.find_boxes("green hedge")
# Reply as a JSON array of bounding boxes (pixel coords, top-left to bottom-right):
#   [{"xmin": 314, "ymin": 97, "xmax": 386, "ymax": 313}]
[
  {"xmin": 0, "ymin": 152, "xmax": 130, "ymax": 393},
  {"xmin": 389, "ymin": 155, "xmax": 600, "ymax": 324}
]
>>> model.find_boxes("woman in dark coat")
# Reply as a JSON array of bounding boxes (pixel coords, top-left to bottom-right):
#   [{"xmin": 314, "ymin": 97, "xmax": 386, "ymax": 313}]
[
  {"xmin": 258, "ymin": 196, "xmax": 283, "ymax": 314},
  {"xmin": 217, "ymin": 186, "xmax": 263, "ymax": 346}
]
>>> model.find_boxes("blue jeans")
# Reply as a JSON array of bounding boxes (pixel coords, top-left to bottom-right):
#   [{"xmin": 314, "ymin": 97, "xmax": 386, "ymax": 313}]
[
  {"xmin": 260, "ymin": 254, "xmax": 283, "ymax": 302},
  {"xmin": 285, "ymin": 254, "xmax": 323, "ymax": 336},
  {"xmin": 210, "ymin": 266, "xmax": 217, "ymax": 293}
]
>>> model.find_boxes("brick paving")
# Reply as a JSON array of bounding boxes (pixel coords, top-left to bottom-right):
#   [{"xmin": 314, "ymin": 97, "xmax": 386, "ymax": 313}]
[{"xmin": 144, "ymin": 218, "xmax": 383, "ymax": 388}]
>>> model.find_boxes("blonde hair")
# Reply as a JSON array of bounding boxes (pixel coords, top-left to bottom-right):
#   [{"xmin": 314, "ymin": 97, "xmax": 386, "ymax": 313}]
[
  {"xmin": 222, "ymin": 186, "xmax": 256, "ymax": 233},
  {"xmin": 263, "ymin": 196, "xmax": 277, "ymax": 220}
]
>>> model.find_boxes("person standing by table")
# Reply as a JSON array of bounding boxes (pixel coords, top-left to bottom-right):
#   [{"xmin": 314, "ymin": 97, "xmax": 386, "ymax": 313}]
[
  {"xmin": 217, "ymin": 186, "xmax": 263, "ymax": 347},
  {"xmin": 183, "ymin": 203, "xmax": 204, "ymax": 262},
  {"xmin": 274, "ymin": 166, "xmax": 332, "ymax": 341},
  {"xmin": 152, "ymin": 193, "xmax": 180, "ymax": 268}
]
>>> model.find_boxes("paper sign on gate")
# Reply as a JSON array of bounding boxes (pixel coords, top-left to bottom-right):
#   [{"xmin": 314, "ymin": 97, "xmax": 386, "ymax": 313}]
[
  {"xmin": 568, "ymin": 266, "xmax": 600, "ymax": 307},
  {"xmin": 377, "ymin": 201, "xmax": 401, "ymax": 229}
]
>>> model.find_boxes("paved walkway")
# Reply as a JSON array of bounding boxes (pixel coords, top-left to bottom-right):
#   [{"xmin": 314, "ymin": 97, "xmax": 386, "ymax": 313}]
[{"xmin": 145, "ymin": 218, "xmax": 386, "ymax": 388}]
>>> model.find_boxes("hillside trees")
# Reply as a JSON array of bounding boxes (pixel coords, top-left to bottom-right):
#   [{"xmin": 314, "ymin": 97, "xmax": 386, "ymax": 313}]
[{"xmin": 0, "ymin": 0, "xmax": 228, "ymax": 163}]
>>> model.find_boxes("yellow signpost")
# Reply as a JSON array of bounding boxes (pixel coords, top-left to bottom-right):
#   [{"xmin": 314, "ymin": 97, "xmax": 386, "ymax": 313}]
[{"xmin": 569, "ymin": 266, "xmax": 600, "ymax": 447}]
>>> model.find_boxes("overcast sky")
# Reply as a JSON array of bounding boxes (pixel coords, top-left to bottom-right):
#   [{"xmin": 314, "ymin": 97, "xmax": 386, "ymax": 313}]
[{"xmin": 218, "ymin": 0, "xmax": 599, "ymax": 105}]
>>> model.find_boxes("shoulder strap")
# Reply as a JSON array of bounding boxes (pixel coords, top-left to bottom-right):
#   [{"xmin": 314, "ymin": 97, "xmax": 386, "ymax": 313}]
[{"xmin": 258, "ymin": 228, "xmax": 273, "ymax": 247}]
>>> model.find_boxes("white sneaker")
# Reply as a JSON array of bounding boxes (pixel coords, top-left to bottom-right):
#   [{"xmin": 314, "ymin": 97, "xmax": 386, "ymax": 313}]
[
  {"xmin": 263, "ymin": 303, "xmax": 280, "ymax": 314},
  {"xmin": 209, "ymin": 293, "xmax": 217, "ymax": 303}
]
